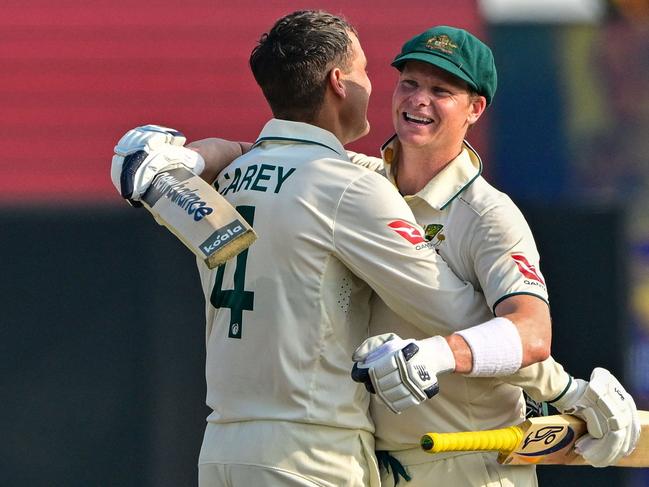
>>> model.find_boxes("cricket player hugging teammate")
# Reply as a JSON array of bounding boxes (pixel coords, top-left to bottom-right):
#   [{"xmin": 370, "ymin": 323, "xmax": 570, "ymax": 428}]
[{"xmin": 110, "ymin": 11, "xmax": 645, "ymax": 487}]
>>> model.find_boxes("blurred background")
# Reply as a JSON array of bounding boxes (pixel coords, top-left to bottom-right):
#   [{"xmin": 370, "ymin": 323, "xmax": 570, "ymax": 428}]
[{"xmin": 1, "ymin": 0, "xmax": 648, "ymax": 485}]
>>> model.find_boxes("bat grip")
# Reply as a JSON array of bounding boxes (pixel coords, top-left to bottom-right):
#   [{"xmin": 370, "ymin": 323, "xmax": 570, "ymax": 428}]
[{"xmin": 421, "ymin": 426, "xmax": 524, "ymax": 454}]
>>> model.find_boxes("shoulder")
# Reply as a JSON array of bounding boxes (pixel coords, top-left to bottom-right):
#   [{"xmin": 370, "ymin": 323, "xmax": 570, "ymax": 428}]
[
  {"xmin": 332, "ymin": 168, "xmax": 415, "ymax": 229},
  {"xmin": 453, "ymin": 177, "xmax": 533, "ymax": 242},
  {"xmin": 288, "ymin": 155, "xmax": 406, "ymax": 216},
  {"xmin": 340, "ymin": 167, "xmax": 405, "ymax": 208},
  {"xmin": 455, "ymin": 176, "xmax": 515, "ymax": 217}
]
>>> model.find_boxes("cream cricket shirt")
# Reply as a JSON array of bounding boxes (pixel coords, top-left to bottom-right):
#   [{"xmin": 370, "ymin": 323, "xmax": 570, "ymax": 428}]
[
  {"xmin": 196, "ymin": 120, "xmax": 487, "ymax": 433},
  {"xmin": 359, "ymin": 138, "xmax": 566, "ymax": 452}
]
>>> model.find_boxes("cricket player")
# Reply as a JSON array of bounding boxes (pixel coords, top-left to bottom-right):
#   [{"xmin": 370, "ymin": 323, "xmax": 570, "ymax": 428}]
[
  {"xmin": 348, "ymin": 26, "xmax": 640, "ymax": 486},
  {"xmin": 181, "ymin": 24, "xmax": 640, "ymax": 487},
  {"xmin": 111, "ymin": 12, "xmax": 555, "ymax": 487}
]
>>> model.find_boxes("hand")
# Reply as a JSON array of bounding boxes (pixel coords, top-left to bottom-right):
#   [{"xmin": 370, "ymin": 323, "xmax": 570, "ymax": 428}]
[
  {"xmin": 111, "ymin": 124, "xmax": 205, "ymax": 206},
  {"xmin": 351, "ymin": 333, "xmax": 455, "ymax": 414},
  {"xmin": 552, "ymin": 367, "xmax": 640, "ymax": 467}
]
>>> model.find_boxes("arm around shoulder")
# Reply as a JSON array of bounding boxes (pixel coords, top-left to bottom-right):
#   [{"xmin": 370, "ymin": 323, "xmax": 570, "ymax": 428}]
[
  {"xmin": 346, "ymin": 150, "xmax": 385, "ymax": 172},
  {"xmin": 187, "ymin": 138, "xmax": 252, "ymax": 183}
]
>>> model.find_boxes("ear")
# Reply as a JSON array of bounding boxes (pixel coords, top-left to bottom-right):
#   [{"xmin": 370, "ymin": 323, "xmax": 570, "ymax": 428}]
[
  {"xmin": 467, "ymin": 95, "xmax": 487, "ymax": 125},
  {"xmin": 328, "ymin": 67, "xmax": 346, "ymax": 98}
]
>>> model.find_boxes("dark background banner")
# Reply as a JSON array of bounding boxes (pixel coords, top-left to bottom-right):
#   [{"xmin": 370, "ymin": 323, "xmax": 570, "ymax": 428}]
[{"xmin": 0, "ymin": 205, "xmax": 629, "ymax": 486}]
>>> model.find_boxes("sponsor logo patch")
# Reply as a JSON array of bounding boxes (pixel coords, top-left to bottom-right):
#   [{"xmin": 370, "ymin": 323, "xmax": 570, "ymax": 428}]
[
  {"xmin": 388, "ymin": 220, "xmax": 426, "ymax": 244},
  {"xmin": 200, "ymin": 220, "xmax": 245, "ymax": 255},
  {"xmin": 512, "ymin": 253, "xmax": 545, "ymax": 285}
]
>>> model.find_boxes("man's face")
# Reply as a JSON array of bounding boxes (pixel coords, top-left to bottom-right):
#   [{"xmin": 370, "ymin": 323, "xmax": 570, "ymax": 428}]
[
  {"xmin": 392, "ymin": 61, "xmax": 483, "ymax": 151},
  {"xmin": 339, "ymin": 32, "xmax": 372, "ymax": 144}
]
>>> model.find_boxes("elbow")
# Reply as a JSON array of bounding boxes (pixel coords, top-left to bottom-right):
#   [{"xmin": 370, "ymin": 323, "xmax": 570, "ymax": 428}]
[
  {"xmin": 524, "ymin": 335, "xmax": 551, "ymax": 366},
  {"xmin": 533, "ymin": 340, "xmax": 551, "ymax": 363}
]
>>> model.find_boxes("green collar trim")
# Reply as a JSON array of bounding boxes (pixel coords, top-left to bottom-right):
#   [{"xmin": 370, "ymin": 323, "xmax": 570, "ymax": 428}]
[
  {"xmin": 380, "ymin": 133, "xmax": 398, "ymax": 152},
  {"xmin": 380, "ymin": 135, "xmax": 484, "ymax": 210},
  {"xmin": 252, "ymin": 136, "xmax": 344, "ymax": 157},
  {"xmin": 439, "ymin": 140, "xmax": 483, "ymax": 211}
]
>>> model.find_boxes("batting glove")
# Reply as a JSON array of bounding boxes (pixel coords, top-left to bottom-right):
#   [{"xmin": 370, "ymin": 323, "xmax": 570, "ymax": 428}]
[
  {"xmin": 551, "ymin": 367, "xmax": 640, "ymax": 467},
  {"xmin": 351, "ymin": 333, "xmax": 455, "ymax": 414},
  {"xmin": 111, "ymin": 124, "xmax": 205, "ymax": 206}
]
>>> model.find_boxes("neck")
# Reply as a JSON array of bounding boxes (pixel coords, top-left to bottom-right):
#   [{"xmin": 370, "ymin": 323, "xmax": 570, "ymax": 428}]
[
  {"xmin": 396, "ymin": 141, "xmax": 464, "ymax": 195},
  {"xmin": 314, "ymin": 109, "xmax": 348, "ymax": 145},
  {"xmin": 313, "ymin": 88, "xmax": 364, "ymax": 146}
]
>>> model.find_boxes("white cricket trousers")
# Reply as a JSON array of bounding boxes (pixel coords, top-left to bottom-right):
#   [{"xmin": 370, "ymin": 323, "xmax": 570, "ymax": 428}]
[
  {"xmin": 198, "ymin": 420, "xmax": 380, "ymax": 487},
  {"xmin": 379, "ymin": 448, "xmax": 538, "ymax": 487}
]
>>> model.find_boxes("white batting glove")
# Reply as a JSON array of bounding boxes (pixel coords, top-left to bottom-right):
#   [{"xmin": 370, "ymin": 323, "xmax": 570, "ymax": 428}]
[
  {"xmin": 111, "ymin": 124, "xmax": 205, "ymax": 206},
  {"xmin": 551, "ymin": 367, "xmax": 640, "ymax": 467},
  {"xmin": 351, "ymin": 333, "xmax": 455, "ymax": 414}
]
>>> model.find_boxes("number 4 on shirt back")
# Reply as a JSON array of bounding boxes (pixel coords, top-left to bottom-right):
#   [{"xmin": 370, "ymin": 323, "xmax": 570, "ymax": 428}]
[{"xmin": 210, "ymin": 205, "xmax": 255, "ymax": 338}]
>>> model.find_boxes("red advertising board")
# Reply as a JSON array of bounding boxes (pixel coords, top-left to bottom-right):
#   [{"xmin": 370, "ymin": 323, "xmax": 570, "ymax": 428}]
[{"xmin": 0, "ymin": 0, "xmax": 484, "ymax": 203}]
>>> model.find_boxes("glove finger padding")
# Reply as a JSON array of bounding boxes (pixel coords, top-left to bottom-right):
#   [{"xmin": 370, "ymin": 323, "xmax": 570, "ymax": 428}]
[
  {"xmin": 350, "ymin": 363, "xmax": 375, "ymax": 394},
  {"xmin": 590, "ymin": 368, "xmax": 641, "ymax": 459},
  {"xmin": 114, "ymin": 124, "xmax": 186, "ymax": 156},
  {"xmin": 351, "ymin": 334, "xmax": 417, "ymax": 411},
  {"xmin": 351, "ymin": 335, "xmax": 454, "ymax": 414},
  {"xmin": 352, "ymin": 333, "xmax": 404, "ymax": 362},
  {"xmin": 582, "ymin": 367, "xmax": 636, "ymax": 434},
  {"xmin": 369, "ymin": 353, "xmax": 424, "ymax": 414},
  {"xmin": 111, "ymin": 125, "xmax": 205, "ymax": 203},
  {"xmin": 575, "ymin": 431, "xmax": 626, "ymax": 467},
  {"xmin": 557, "ymin": 367, "xmax": 640, "ymax": 467},
  {"xmin": 120, "ymin": 146, "xmax": 204, "ymax": 201}
]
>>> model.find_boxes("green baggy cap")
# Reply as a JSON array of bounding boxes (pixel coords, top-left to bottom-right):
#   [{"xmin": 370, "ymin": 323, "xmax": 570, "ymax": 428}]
[{"xmin": 391, "ymin": 26, "xmax": 497, "ymax": 105}]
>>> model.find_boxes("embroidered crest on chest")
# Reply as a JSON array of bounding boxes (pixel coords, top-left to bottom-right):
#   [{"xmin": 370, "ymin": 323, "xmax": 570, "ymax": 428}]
[{"xmin": 424, "ymin": 223, "xmax": 446, "ymax": 249}]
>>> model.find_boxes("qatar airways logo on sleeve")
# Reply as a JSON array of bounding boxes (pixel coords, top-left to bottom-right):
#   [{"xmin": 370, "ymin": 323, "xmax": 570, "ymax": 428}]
[
  {"xmin": 388, "ymin": 220, "xmax": 426, "ymax": 244},
  {"xmin": 512, "ymin": 253, "xmax": 545, "ymax": 285}
]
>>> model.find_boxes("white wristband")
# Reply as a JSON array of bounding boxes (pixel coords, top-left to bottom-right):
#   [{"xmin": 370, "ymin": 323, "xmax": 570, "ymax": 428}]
[{"xmin": 456, "ymin": 317, "xmax": 522, "ymax": 377}]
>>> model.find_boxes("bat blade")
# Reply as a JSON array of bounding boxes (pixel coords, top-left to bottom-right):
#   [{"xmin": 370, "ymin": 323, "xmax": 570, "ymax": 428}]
[
  {"xmin": 421, "ymin": 410, "xmax": 649, "ymax": 467},
  {"xmin": 141, "ymin": 167, "xmax": 256, "ymax": 268}
]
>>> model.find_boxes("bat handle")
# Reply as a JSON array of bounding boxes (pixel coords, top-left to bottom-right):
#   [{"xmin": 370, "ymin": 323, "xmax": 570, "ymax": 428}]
[{"xmin": 421, "ymin": 426, "xmax": 524, "ymax": 454}]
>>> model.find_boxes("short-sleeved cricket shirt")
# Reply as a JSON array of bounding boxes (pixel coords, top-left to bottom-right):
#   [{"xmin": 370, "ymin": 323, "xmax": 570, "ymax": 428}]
[
  {"xmin": 365, "ymin": 137, "xmax": 561, "ymax": 451},
  {"xmin": 197, "ymin": 120, "xmax": 487, "ymax": 433}
]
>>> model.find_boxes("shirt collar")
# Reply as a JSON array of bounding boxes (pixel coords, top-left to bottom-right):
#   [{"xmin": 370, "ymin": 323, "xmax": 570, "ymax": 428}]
[
  {"xmin": 252, "ymin": 119, "xmax": 348, "ymax": 158},
  {"xmin": 380, "ymin": 136, "xmax": 483, "ymax": 211}
]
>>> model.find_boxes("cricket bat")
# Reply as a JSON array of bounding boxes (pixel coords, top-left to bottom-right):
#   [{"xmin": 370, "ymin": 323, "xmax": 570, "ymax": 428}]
[
  {"xmin": 140, "ymin": 166, "xmax": 257, "ymax": 268},
  {"xmin": 420, "ymin": 410, "xmax": 649, "ymax": 467}
]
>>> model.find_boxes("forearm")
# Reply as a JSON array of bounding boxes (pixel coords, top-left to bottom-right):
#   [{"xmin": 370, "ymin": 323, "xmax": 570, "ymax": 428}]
[
  {"xmin": 445, "ymin": 334, "xmax": 472, "ymax": 373},
  {"xmin": 446, "ymin": 296, "xmax": 552, "ymax": 375},
  {"xmin": 496, "ymin": 297, "xmax": 552, "ymax": 367},
  {"xmin": 352, "ymin": 302, "xmax": 551, "ymax": 414},
  {"xmin": 187, "ymin": 138, "xmax": 252, "ymax": 184}
]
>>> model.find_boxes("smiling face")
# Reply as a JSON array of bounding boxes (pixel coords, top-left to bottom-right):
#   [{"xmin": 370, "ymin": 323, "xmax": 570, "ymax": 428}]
[{"xmin": 392, "ymin": 60, "xmax": 485, "ymax": 154}]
